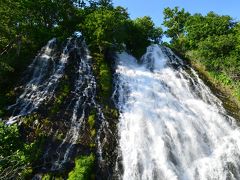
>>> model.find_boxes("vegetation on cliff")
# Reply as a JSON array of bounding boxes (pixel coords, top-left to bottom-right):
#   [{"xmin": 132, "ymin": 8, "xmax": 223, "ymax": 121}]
[{"xmin": 163, "ymin": 7, "xmax": 240, "ymax": 107}]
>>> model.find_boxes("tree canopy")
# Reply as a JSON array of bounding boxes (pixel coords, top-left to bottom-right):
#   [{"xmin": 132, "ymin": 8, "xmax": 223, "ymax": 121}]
[{"xmin": 163, "ymin": 7, "xmax": 190, "ymax": 41}]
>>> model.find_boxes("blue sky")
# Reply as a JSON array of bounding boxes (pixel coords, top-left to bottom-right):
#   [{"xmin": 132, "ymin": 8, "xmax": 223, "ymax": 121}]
[{"xmin": 113, "ymin": 0, "xmax": 240, "ymax": 27}]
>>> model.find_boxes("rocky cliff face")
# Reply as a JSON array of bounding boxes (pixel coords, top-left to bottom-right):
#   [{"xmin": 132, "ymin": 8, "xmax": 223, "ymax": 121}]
[{"xmin": 5, "ymin": 35, "xmax": 119, "ymax": 179}]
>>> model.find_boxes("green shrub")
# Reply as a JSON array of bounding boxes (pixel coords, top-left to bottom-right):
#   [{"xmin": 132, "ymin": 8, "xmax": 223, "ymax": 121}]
[
  {"xmin": 0, "ymin": 121, "xmax": 46, "ymax": 179},
  {"xmin": 42, "ymin": 174, "xmax": 51, "ymax": 180},
  {"xmin": 68, "ymin": 154, "xmax": 95, "ymax": 180}
]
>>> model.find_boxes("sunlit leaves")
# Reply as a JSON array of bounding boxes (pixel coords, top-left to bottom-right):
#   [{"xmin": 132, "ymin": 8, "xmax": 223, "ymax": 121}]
[{"xmin": 163, "ymin": 7, "xmax": 190, "ymax": 41}]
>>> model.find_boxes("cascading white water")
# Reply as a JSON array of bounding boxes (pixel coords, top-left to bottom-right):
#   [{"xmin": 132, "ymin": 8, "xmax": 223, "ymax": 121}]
[
  {"xmin": 50, "ymin": 39, "xmax": 94, "ymax": 169},
  {"xmin": 7, "ymin": 38, "xmax": 73, "ymax": 124},
  {"xmin": 114, "ymin": 45, "xmax": 240, "ymax": 180},
  {"xmin": 7, "ymin": 34, "xmax": 107, "ymax": 173},
  {"xmin": 50, "ymin": 38, "xmax": 107, "ymax": 170}
]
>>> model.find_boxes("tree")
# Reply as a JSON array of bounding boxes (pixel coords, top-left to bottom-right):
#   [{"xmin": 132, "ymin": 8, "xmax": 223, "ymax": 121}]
[
  {"xmin": 197, "ymin": 34, "xmax": 236, "ymax": 60},
  {"xmin": 124, "ymin": 16, "xmax": 163, "ymax": 57},
  {"xmin": 0, "ymin": 0, "xmax": 78, "ymax": 52},
  {"xmin": 185, "ymin": 12, "xmax": 235, "ymax": 49},
  {"xmin": 234, "ymin": 23, "xmax": 240, "ymax": 52},
  {"xmin": 134, "ymin": 16, "xmax": 163, "ymax": 44},
  {"xmin": 82, "ymin": 7, "xmax": 129, "ymax": 52},
  {"xmin": 0, "ymin": 0, "xmax": 79, "ymax": 76},
  {"xmin": 98, "ymin": 0, "xmax": 113, "ymax": 7},
  {"xmin": 163, "ymin": 7, "xmax": 190, "ymax": 41}
]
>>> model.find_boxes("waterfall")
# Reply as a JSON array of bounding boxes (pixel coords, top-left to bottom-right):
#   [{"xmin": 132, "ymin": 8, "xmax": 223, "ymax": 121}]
[
  {"xmin": 7, "ymin": 38, "xmax": 73, "ymax": 124},
  {"xmin": 113, "ymin": 45, "xmax": 240, "ymax": 180},
  {"xmin": 50, "ymin": 39, "xmax": 98, "ymax": 170},
  {"xmin": 7, "ymin": 34, "xmax": 108, "ymax": 174},
  {"xmin": 50, "ymin": 38, "xmax": 109, "ymax": 172}
]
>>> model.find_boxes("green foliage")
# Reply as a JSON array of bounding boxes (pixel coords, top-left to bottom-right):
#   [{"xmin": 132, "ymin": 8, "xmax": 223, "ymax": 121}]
[
  {"xmin": 42, "ymin": 174, "xmax": 51, "ymax": 180},
  {"xmin": 0, "ymin": 0, "xmax": 78, "ymax": 40},
  {"xmin": 82, "ymin": 6, "xmax": 162, "ymax": 58},
  {"xmin": 197, "ymin": 34, "xmax": 236, "ymax": 61},
  {"xmin": 91, "ymin": 53, "xmax": 112, "ymax": 102},
  {"xmin": 99, "ymin": 60, "xmax": 112, "ymax": 98},
  {"xmin": 134, "ymin": 16, "xmax": 163, "ymax": 44},
  {"xmin": 0, "ymin": 122, "xmax": 21, "ymax": 157},
  {"xmin": 185, "ymin": 12, "xmax": 235, "ymax": 49},
  {"xmin": 82, "ymin": 7, "xmax": 129, "ymax": 52},
  {"xmin": 125, "ymin": 16, "xmax": 163, "ymax": 58},
  {"xmin": 235, "ymin": 23, "xmax": 240, "ymax": 51},
  {"xmin": 98, "ymin": 0, "xmax": 113, "ymax": 7},
  {"xmin": 212, "ymin": 72, "xmax": 233, "ymax": 86},
  {"xmin": 68, "ymin": 154, "xmax": 95, "ymax": 180},
  {"xmin": 0, "ymin": 121, "xmax": 46, "ymax": 179},
  {"xmin": 163, "ymin": 7, "xmax": 190, "ymax": 41}
]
